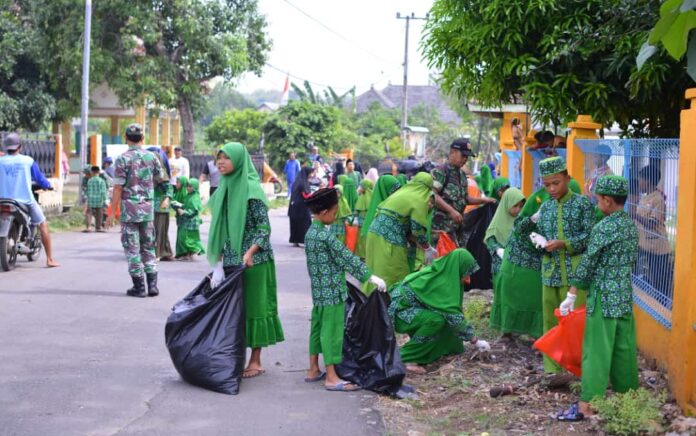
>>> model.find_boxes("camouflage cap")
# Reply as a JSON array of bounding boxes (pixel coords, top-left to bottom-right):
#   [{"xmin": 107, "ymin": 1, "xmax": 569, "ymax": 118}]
[
  {"xmin": 539, "ymin": 156, "xmax": 566, "ymax": 177},
  {"xmin": 594, "ymin": 175, "xmax": 628, "ymax": 196},
  {"xmin": 125, "ymin": 123, "xmax": 143, "ymax": 138}
]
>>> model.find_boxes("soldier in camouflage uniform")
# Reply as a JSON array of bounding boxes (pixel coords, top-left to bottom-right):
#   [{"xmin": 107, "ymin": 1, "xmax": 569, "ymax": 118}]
[
  {"xmin": 431, "ymin": 138, "xmax": 496, "ymax": 247},
  {"xmin": 108, "ymin": 124, "xmax": 167, "ymax": 298}
]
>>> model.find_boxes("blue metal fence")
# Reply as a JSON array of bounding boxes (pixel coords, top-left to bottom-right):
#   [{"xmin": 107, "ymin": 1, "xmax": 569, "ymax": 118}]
[
  {"xmin": 504, "ymin": 150, "xmax": 522, "ymax": 189},
  {"xmin": 528, "ymin": 148, "xmax": 567, "ymax": 191},
  {"xmin": 576, "ymin": 139, "xmax": 679, "ymax": 329}
]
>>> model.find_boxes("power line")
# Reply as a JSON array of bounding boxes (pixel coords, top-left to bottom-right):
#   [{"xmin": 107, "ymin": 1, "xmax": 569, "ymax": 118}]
[{"xmin": 265, "ymin": 63, "xmax": 355, "ymax": 91}]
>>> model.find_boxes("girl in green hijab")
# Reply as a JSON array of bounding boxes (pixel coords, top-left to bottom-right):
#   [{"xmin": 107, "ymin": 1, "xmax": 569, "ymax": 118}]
[
  {"xmin": 475, "ymin": 165, "xmax": 494, "ymax": 197},
  {"xmin": 338, "ymin": 175, "xmax": 359, "ymax": 212},
  {"xmin": 331, "ymin": 185, "xmax": 353, "ymax": 244},
  {"xmin": 363, "ymin": 172, "xmax": 435, "ymax": 294},
  {"xmin": 388, "ymin": 249, "xmax": 491, "ymax": 373},
  {"xmin": 207, "ymin": 142, "xmax": 284, "ymax": 379},
  {"xmin": 359, "ymin": 175, "xmax": 400, "ymax": 239},
  {"xmin": 354, "ymin": 179, "xmax": 374, "ymax": 258},
  {"xmin": 484, "ymin": 188, "xmax": 526, "ymax": 276},
  {"xmin": 175, "ymin": 178, "xmax": 205, "ymax": 260},
  {"xmin": 174, "ymin": 176, "xmax": 189, "ymax": 204},
  {"xmin": 490, "ymin": 177, "xmax": 511, "ymax": 201}
]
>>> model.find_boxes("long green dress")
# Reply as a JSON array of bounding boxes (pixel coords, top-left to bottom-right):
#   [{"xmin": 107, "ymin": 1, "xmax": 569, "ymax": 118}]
[
  {"xmin": 338, "ymin": 175, "xmax": 358, "ymax": 212},
  {"xmin": 389, "ymin": 249, "xmax": 479, "ymax": 364},
  {"xmin": 207, "ymin": 142, "xmax": 284, "ymax": 349},
  {"xmin": 331, "ymin": 185, "xmax": 352, "ymax": 244},
  {"xmin": 175, "ymin": 179, "xmax": 205, "ymax": 257},
  {"xmin": 364, "ymin": 172, "xmax": 433, "ymax": 294},
  {"xmin": 354, "ymin": 179, "xmax": 373, "ymax": 258}
]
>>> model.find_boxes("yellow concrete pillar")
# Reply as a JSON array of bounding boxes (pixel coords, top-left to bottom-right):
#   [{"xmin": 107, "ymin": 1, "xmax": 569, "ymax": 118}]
[
  {"xmin": 89, "ymin": 134, "xmax": 102, "ymax": 167},
  {"xmin": 135, "ymin": 106, "xmax": 146, "ymax": 128},
  {"xmin": 161, "ymin": 115, "xmax": 171, "ymax": 148},
  {"xmin": 669, "ymin": 88, "xmax": 696, "ymax": 415},
  {"xmin": 148, "ymin": 116, "xmax": 160, "ymax": 145},
  {"xmin": 520, "ymin": 130, "xmax": 538, "ymax": 197},
  {"xmin": 566, "ymin": 115, "xmax": 601, "ymax": 191},
  {"xmin": 54, "ymin": 134, "xmax": 63, "ymax": 179},
  {"xmin": 499, "ymin": 112, "xmax": 528, "ymax": 179},
  {"xmin": 171, "ymin": 117, "xmax": 181, "ymax": 149},
  {"xmin": 61, "ymin": 121, "xmax": 72, "ymax": 154},
  {"xmin": 110, "ymin": 117, "xmax": 119, "ymax": 138}
]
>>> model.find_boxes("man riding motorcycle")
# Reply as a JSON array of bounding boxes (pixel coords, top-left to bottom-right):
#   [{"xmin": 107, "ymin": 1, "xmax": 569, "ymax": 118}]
[{"xmin": 0, "ymin": 133, "xmax": 59, "ymax": 267}]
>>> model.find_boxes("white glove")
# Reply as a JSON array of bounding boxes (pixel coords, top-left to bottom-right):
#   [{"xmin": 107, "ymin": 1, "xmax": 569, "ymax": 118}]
[
  {"xmin": 530, "ymin": 210, "xmax": 541, "ymax": 223},
  {"xmin": 496, "ymin": 248, "xmax": 505, "ymax": 259},
  {"xmin": 424, "ymin": 246, "xmax": 438, "ymax": 265},
  {"xmin": 529, "ymin": 232, "xmax": 548, "ymax": 249},
  {"xmin": 475, "ymin": 339, "xmax": 491, "ymax": 353},
  {"xmin": 368, "ymin": 275, "xmax": 387, "ymax": 293},
  {"xmin": 210, "ymin": 261, "xmax": 225, "ymax": 289},
  {"xmin": 559, "ymin": 293, "xmax": 577, "ymax": 316}
]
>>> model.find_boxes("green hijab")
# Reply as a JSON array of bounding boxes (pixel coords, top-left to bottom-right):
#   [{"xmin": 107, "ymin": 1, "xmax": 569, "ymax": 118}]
[
  {"xmin": 175, "ymin": 176, "xmax": 189, "ymax": 204},
  {"xmin": 355, "ymin": 179, "xmax": 373, "ymax": 213},
  {"xmin": 360, "ymin": 175, "xmax": 400, "ymax": 237},
  {"xmin": 207, "ymin": 142, "xmax": 269, "ymax": 265},
  {"xmin": 379, "ymin": 172, "xmax": 433, "ymax": 228},
  {"xmin": 184, "ymin": 178, "xmax": 203, "ymax": 213},
  {"xmin": 400, "ymin": 248, "xmax": 479, "ymax": 316},
  {"xmin": 338, "ymin": 175, "xmax": 358, "ymax": 211},
  {"xmin": 484, "ymin": 187, "xmax": 525, "ymax": 246},
  {"xmin": 335, "ymin": 185, "xmax": 352, "ymax": 219},
  {"xmin": 475, "ymin": 165, "xmax": 493, "ymax": 197},
  {"xmin": 490, "ymin": 177, "xmax": 510, "ymax": 201}
]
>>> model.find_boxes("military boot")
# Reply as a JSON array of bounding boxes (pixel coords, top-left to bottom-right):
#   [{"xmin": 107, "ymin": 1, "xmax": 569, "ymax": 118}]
[
  {"xmin": 126, "ymin": 275, "xmax": 147, "ymax": 298},
  {"xmin": 146, "ymin": 272, "xmax": 159, "ymax": 297}
]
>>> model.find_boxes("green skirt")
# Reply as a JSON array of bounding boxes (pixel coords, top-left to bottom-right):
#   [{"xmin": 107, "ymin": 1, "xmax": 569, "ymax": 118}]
[
  {"xmin": 243, "ymin": 260, "xmax": 285, "ymax": 348},
  {"xmin": 363, "ymin": 232, "xmax": 410, "ymax": 294},
  {"xmin": 490, "ymin": 260, "xmax": 544, "ymax": 338},
  {"xmin": 395, "ymin": 310, "xmax": 464, "ymax": 365},
  {"xmin": 175, "ymin": 227, "xmax": 205, "ymax": 257}
]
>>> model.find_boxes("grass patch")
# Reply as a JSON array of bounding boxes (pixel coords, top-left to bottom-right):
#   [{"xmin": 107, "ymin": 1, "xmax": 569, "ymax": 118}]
[
  {"xmin": 47, "ymin": 206, "xmax": 85, "ymax": 232},
  {"xmin": 591, "ymin": 388, "xmax": 666, "ymax": 435},
  {"xmin": 463, "ymin": 295, "xmax": 497, "ymax": 340},
  {"xmin": 268, "ymin": 197, "xmax": 289, "ymax": 209}
]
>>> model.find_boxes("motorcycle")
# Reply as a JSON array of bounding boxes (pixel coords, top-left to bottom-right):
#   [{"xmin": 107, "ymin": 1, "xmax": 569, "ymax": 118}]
[{"xmin": 0, "ymin": 198, "xmax": 42, "ymax": 271}]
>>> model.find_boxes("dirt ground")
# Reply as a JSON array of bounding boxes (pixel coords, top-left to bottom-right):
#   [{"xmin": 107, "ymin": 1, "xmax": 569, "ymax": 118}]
[{"xmin": 376, "ymin": 290, "xmax": 690, "ymax": 436}]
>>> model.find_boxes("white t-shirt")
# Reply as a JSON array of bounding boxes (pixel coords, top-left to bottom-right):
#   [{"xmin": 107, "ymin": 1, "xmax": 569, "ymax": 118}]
[{"xmin": 170, "ymin": 156, "xmax": 190, "ymax": 185}]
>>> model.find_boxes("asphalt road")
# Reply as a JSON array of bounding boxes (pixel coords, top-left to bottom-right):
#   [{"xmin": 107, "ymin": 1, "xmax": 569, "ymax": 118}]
[{"xmin": 0, "ymin": 208, "xmax": 383, "ymax": 436}]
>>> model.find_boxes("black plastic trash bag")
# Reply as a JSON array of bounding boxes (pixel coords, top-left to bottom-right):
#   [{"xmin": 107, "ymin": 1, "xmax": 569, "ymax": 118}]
[
  {"xmin": 461, "ymin": 203, "xmax": 497, "ymax": 291},
  {"xmin": 165, "ymin": 266, "xmax": 246, "ymax": 395},
  {"xmin": 336, "ymin": 282, "xmax": 406, "ymax": 395}
]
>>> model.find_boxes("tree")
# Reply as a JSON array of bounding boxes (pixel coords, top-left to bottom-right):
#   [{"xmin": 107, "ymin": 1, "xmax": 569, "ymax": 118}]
[
  {"xmin": 205, "ymin": 108, "xmax": 268, "ymax": 150},
  {"xmin": 199, "ymin": 83, "xmax": 254, "ymax": 127},
  {"xmin": 423, "ymin": 0, "xmax": 692, "ymax": 137},
  {"xmin": 291, "ymin": 80, "xmax": 355, "ymax": 107}
]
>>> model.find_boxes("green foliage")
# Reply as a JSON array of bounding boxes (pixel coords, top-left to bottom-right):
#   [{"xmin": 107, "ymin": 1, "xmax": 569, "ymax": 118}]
[
  {"xmin": 199, "ymin": 83, "xmax": 254, "ymax": 127},
  {"xmin": 463, "ymin": 295, "xmax": 494, "ymax": 340},
  {"xmin": 291, "ymin": 80, "xmax": 355, "ymax": 107},
  {"xmin": 591, "ymin": 388, "xmax": 666, "ymax": 435},
  {"xmin": 423, "ymin": 0, "xmax": 692, "ymax": 137},
  {"xmin": 205, "ymin": 108, "xmax": 268, "ymax": 150}
]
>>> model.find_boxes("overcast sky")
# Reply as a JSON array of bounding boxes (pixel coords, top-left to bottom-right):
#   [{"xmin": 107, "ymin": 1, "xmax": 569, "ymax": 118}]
[{"xmin": 235, "ymin": 0, "xmax": 435, "ymax": 95}]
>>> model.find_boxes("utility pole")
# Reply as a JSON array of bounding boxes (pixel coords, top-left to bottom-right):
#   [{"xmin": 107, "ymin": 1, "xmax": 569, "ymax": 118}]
[
  {"xmin": 396, "ymin": 12, "xmax": 428, "ymax": 134},
  {"xmin": 78, "ymin": 0, "xmax": 92, "ymax": 205}
]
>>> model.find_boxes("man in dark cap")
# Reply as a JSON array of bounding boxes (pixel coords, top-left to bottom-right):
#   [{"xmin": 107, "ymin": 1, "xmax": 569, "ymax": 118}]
[
  {"xmin": 431, "ymin": 138, "xmax": 496, "ymax": 247},
  {"xmin": 108, "ymin": 124, "xmax": 168, "ymax": 297},
  {"xmin": 0, "ymin": 133, "xmax": 59, "ymax": 267}
]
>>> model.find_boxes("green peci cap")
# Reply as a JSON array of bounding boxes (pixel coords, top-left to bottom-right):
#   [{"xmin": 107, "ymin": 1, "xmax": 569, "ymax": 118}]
[
  {"xmin": 594, "ymin": 175, "xmax": 629, "ymax": 196},
  {"xmin": 539, "ymin": 156, "xmax": 566, "ymax": 177}
]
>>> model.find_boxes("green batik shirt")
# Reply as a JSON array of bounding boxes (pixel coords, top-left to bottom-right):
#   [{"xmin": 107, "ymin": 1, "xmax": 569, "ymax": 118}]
[
  {"xmin": 535, "ymin": 191, "xmax": 595, "ymax": 287},
  {"xmin": 431, "ymin": 164, "xmax": 468, "ymax": 235},
  {"xmin": 369, "ymin": 207, "xmax": 429, "ymax": 248},
  {"xmin": 505, "ymin": 216, "xmax": 544, "ymax": 270},
  {"xmin": 305, "ymin": 220, "xmax": 371, "ymax": 306},
  {"xmin": 153, "ymin": 182, "xmax": 173, "ymax": 213},
  {"xmin": 86, "ymin": 176, "xmax": 107, "ymax": 208},
  {"xmin": 570, "ymin": 211, "xmax": 638, "ymax": 317},
  {"xmin": 222, "ymin": 199, "xmax": 273, "ymax": 266},
  {"xmin": 113, "ymin": 145, "xmax": 165, "ymax": 223},
  {"xmin": 388, "ymin": 260, "xmax": 480, "ymax": 342},
  {"xmin": 485, "ymin": 236, "xmax": 504, "ymax": 275}
]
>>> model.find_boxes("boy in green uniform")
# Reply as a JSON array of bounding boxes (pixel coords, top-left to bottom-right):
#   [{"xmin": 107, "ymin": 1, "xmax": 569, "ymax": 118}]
[
  {"xmin": 556, "ymin": 175, "xmax": 639, "ymax": 421},
  {"xmin": 85, "ymin": 166, "xmax": 108, "ymax": 232},
  {"xmin": 303, "ymin": 188, "xmax": 386, "ymax": 391},
  {"xmin": 531, "ymin": 157, "xmax": 595, "ymax": 373}
]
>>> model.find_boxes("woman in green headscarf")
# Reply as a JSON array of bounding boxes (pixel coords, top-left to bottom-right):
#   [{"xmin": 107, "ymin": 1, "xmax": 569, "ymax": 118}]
[
  {"xmin": 490, "ymin": 177, "xmax": 511, "ymax": 201},
  {"xmin": 175, "ymin": 178, "xmax": 205, "ymax": 260},
  {"xmin": 174, "ymin": 176, "xmax": 189, "ymax": 204},
  {"xmin": 363, "ymin": 172, "xmax": 435, "ymax": 294},
  {"xmin": 484, "ymin": 188, "xmax": 526, "ymax": 277},
  {"xmin": 475, "ymin": 165, "xmax": 494, "ymax": 197},
  {"xmin": 354, "ymin": 179, "xmax": 374, "ymax": 258},
  {"xmin": 388, "ymin": 249, "xmax": 490, "ymax": 373},
  {"xmin": 338, "ymin": 175, "xmax": 359, "ymax": 212},
  {"xmin": 207, "ymin": 142, "xmax": 284, "ymax": 378},
  {"xmin": 331, "ymin": 185, "xmax": 353, "ymax": 244},
  {"xmin": 359, "ymin": 175, "xmax": 400, "ymax": 240}
]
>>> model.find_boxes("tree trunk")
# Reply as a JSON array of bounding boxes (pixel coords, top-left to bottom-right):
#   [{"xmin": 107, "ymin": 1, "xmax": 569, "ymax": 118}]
[{"xmin": 177, "ymin": 98, "xmax": 196, "ymax": 154}]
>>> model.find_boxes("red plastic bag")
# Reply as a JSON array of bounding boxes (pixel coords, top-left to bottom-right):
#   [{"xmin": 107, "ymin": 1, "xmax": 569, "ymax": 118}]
[
  {"xmin": 345, "ymin": 224, "xmax": 359, "ymax": 253},
  {"xmin": 533, "ymin": 307, "xmax": 586, "ymax": 376},
  {"xmin": 435, "ymin": 232, "xmax": 457, "ymax": 258}
]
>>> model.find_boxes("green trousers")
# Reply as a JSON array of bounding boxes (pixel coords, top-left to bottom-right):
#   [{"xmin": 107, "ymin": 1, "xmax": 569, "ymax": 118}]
[
  {"xmin": 542, "ymin": 285, "xmax": 587, "ymax": 373},
  {"xmin": 580, "ymin": 293, "xmax": 638, "ymax": 402},
  {"xmin": 394, "ymin": 310, "xmax": 464, "ymax": 365},
  {"xmin": 309, "ymin": 302, "xmax": 345, "ymax": 366}
]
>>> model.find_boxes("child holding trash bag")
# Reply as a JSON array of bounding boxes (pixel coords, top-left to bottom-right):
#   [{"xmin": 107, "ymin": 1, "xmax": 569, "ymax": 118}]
[
  {"xmin": 555, "ymin": 176, "xmax": 639, "ymax": 422},
  {"xmin": 303, "ymin": 188, "xmax": 387, "ymax": 391},
  {"xmin": 207, "ymin": 142, "xmax": 285, "ymax": 379},
  {"xmin": 529, "ymin": 157, "xmax": 595, "ymax": 374}
]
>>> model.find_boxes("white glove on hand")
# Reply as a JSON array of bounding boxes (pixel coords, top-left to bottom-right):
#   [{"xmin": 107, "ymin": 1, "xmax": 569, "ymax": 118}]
[
  {"xmin": 530, "ymin": 210, "xmax": 541, "ymax": 223},
  {"xmin": 369, "ymin": 275, "xmax": 387, "ymax": 293},
  {"xmin": 529, "ymin": 232, "xmax": 548, "ymax": 249},
  {"xmin": 210, "ymin": 261, "xmax": 225, "ymax": 289},
  {"xmin": 559, "ymin": 293, "xmax": 577, "ymax": 316},
  {"xmin": 475, "ymin": 339, "xmax": 491, "ymax": 353},
  {"xmin": 496, "ymin": 248, "xmax": 505, "ymax": 259},
  {"xmin": 424, "ymin": 246, "xmax": 438, "ymax": 265}
]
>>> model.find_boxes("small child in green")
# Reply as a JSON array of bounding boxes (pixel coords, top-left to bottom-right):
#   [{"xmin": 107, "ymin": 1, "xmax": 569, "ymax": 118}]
[
  {"xmin": 303, "ymin": 188, "xmax": 387, "ymax": 392},
  {"xmin": 85, "ymin": 166, "xmax": 108, "ymax": 232},
  {"xmin": 556, "ymin": 175, "xmax": 639, "ymax": 421}
]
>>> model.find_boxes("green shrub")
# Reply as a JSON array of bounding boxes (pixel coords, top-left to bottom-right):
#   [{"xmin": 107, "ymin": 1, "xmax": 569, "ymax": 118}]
[
  {"xmin": 463, "ymin": 296, "xmax": 495, "ymax": 339},
  {"xmin": 590, "ymin": 388, "xmax": 665, "ymax": 435}
]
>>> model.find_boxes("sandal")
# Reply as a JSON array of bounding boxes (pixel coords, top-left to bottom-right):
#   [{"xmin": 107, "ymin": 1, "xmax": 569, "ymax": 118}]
[
  {"xmin": 556, "ymin": 402, "xmax": 585, "ymax": 422},
  {"xmin": 304, "ymin": 371, "xmax": 326, "ymax": 383},
  {"xmin": 325, "ymin": 381, "xmax": 361, "ymax": 392},
  {"xmin": 242, "ymin": 368, "xmax": 265, "ymax": 379}
]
